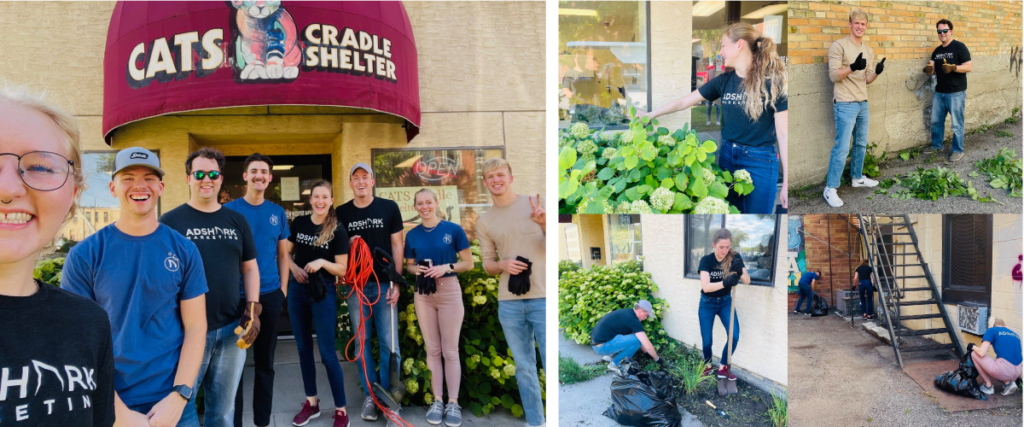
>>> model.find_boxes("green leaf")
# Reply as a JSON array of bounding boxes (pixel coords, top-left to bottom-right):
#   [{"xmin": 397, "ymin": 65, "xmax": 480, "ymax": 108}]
[
  {"xmin": 621, "ymin": 145, "xmax": 636, "ymax": 157},
  {"xmin": 721, "ymin": 170, "xmax": 734, "ymax": 183},
  {"xmin": 657, "ymin": 127, "xmax": 669, "ymax": 135},
  {"xmin": 655, "ymin": 167, "xmax": 672, "ymax": 181},
  {"xmin": 501, "ymin": 394, "xmax": 515, "ymax": 409},
  {"xmin": 684, "ymin": 154, "xmax": 696, "ymax": 166},
  {"xmin": 644, "ymin": 175, "xmax": 657, "ymax": 188},
  {"xmin": 597, "ymin": 167, "xmax": 615, "ymax": 180},
  {"xmin": 674, "ymin": 173, "xmax": 689, "ymax": 191},
  {"xmin": 624, "ymin": 155, "xmax": 639, "ymax": 169},
  {"xmin": 629, "ymin": 105, "xmax": 636, "ymax": 118},
  {"xmin": 558, "ymin": 147, "xmax": 577, "ymax": 171},
  {"xmin": 709, "ymin": 182, "xmax": 729, "ymax": 199},
  {"xmin": 641, "ymin": 147, "xmax": 658, "ymax": 161},
  {"xmin": 701, "ymin": 140, "xmax": 718, "ymax": 153},
  {"xmin": 641, "ymin": 115, "xmax": 650, "ymax": 124},
  {"xmin": 639, "ymin": 185, "xmax": 653, "ymax": 196},
  {"xmin": 660, "ymin": 178, "xmax": 674, "ymax": 189},
  {"xmin": 991, "ymin": 178, "xmax": 1007, "ymax": 189},
  {"xmin": 614, "ymin": 179, "xmax": 628, "ymax": 193},
  {"xmin": 900, "ymin": 151, "xmax": 910, "ymax": 161},
  {"xmin": 696, "ymin": 149, "xmax": 707, "ymax": 162},
  {"xmin": 627, "ymin": 168, "xmax": 643, "ymax": 182},
  {"xmin": 690, "ymin": 175, "xmax": 708, "ymax": 199},
  {"xmin": 671, "ymin": 129, "xmax": 686, "ymax": 140},
  {"xmin": 673, "ymin": 193, "xmax": 693, "ymax": 211},
  {"xmin": 682, "ymin": 122, "xmax": 690, "ymax": 134},
  {"xmin": 511, "ymin": 404, "xmax": 524, "ymax": 418},
  {"xmin": 470, "ymin": 403, "xmax": 484, "ymax": 417},
  {"xmin": 624, "ymin": 186, "xmax": 639, "ymax": 201}
]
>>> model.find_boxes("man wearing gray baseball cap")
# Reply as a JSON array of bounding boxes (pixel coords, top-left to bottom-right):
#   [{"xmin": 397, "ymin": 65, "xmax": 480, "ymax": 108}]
[{"xmin": 589, "ymin": 300, "xmax": 664, "ymax": 375}]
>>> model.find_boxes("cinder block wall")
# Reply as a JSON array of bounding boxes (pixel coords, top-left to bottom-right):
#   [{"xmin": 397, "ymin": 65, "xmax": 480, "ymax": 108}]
[{"xmin": 788, "ymin": 1, "xmax": 1023, "ymax": 186}]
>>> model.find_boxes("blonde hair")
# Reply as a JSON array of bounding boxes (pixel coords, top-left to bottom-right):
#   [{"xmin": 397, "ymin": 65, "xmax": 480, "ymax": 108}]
[
  {"xmin": 481, "ymin": 157, "xmax": 512, "ymax": 176},
  {"xmin": 722, "ymin": 23, "xmax": 788, "ymax": 122},
  {"xmin": 414, "ymin": 188, "xmax": 438, "ymax": 204},
  {"xmin": 308, "ymin": 180, "xmax": 338, "ymax": 248},
  {"xmin": 849, "ymin": 10, "xmax": 868, "ymax": 23},
  {"xmin": 0, "ymin": 82, "xmax": 83, "ymax": 224}
]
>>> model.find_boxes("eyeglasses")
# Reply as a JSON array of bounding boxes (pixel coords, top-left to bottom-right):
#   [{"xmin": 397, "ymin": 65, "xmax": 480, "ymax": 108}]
[
  {"xmin": 192, "ymin": 170, "xmax": 221, "ymax": 181},
  {"xmin": 937, "ymin": 29, "xmax": 950, "ymax": 34},
  {"xmin": 0, "ymin": 151, "xmax": 74, "ymax": 191}
]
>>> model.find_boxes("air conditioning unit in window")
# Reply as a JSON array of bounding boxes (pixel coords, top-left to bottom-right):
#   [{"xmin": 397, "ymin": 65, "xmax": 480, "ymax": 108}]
[{"xmin": 958, "ymin": 304, "xmax": 989, "ymax": 336}]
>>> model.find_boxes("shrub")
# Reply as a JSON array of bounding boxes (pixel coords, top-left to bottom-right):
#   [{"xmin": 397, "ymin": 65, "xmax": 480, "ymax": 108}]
[
  {"xmin": 558, "ymin": 260, "xmax": 580, "ymax": 279},
  {"xmin": 558, "ymin": 107, "xmax": 752, "ymax": 214},
  {"xmin": 558, "ymin": 260, "xmax": 675, "ymax": 353},
  {"xmin": 33, "ymin": 257, "xmax": 65, "ymax": 286},
  {"xmin": 336, "ymin": 243, "xmax": 543, "ymax": 419}
]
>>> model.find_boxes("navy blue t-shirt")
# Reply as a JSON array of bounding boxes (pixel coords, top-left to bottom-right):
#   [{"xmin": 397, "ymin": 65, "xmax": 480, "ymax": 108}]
[
  {"xmin": 404, "ymin": 220, "xmax": 470, "ymax": 277},
  {"xmin": 62, "ymin": 224, "xmax": 208, "ymax": 406},
  {"xmin": 799, "ymin": 271, "xmax": 819, "ymax": 286},
  {"xmin": 225, "ymin": 198, "xmax": 290, "ymax": 294},
  {"xmin": 983, "ymin": 326, "xmax": 1022, "ymax": 366},
  {"xmin": 591, "ymin": 308, "xmax": 645, "ymax": 345},
  {"xmin": 698, "ymin": 71, "xmax": 788, "ymax": 147}
]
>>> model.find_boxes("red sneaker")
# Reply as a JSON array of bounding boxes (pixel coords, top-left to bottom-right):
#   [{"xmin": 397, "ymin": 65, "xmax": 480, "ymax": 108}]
[
  {"xmin": 702, "ymin": 364, "xmax": 715, "ymax": 377},
  {"xmin": 292, "ymin": 398, "xmax": 321, "ymax": 426},
  {"xmin": 333, "ymin": 409, "xmax": 351, "ymax": 427},
  {"xmin": 719, "ymin": 365, "xmax": 737, "ymax": 381}
]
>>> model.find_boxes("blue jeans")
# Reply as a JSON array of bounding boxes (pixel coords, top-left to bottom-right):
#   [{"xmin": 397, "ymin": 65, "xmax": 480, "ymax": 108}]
[
  {"xmin": 826, "ymin": 100, "xmax": 870, "ymax": 189},
  {"xmin": 717, "ymin": 140, "xmax": 779, "ymax": 214},
  {"xmin": 346, "ymin": 281, "xmax": 400, "ymax": 398},
  {"xmin": 498, "ymin": 298, "xmax": 546, "ymax": 427},
  {"xmin": 931, "ymin": 91, "xmax": 966, "ymax": 153},
  {"xmin": 795, "ymin": 283, "xmax": 813, "ymax": 314},
  {"xmin": 193, "ymin": 322, "xmax": 246, "ymax": 427},
  {"xmin": 290, "ymin": 278, "xmax": 347, "ymax": 408},
  {"xmin": 858, "ymin": 280, "xmax": 875, "ymax": 316},
  {"xmin": 698, "ymin": 294, "xmax": 740, "ymax": 366},
  {"xmin": 592, "ymin": 334, "xmax": 642, "ymax": 367},
  {"xmin": 128, "ymin": 399, "xmax": 199, "ymax": 427}
]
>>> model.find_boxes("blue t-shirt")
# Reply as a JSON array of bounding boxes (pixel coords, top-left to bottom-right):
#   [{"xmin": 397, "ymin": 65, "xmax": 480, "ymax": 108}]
[
  {"xmin": 799, "ymin": 271, "xmax": 819, "ymax": 286},
  {"xmin": 225, "ymin": 198, "xmax": 290, "ymax": 294},
  {"xmin": 983, "ymin": 326, "xmax": 1022, "ymax": 366},
  {"xmin": 697, "ymin": 71, "xmax": 788, "ymax": 147},
  {"xmin": 61, "ymin": 223, "xmax": 208, "ymax": 406},
  {"xmin": 404, "ymin": 221, "xmax": 470, "ymax": 277}
]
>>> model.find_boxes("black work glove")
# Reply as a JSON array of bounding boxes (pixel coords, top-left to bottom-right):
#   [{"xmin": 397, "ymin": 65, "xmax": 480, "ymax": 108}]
[
  {"xmin": 942, "ymin": 59, "xmax": 957, "ymax": 74},
  {"xmin": 967, "ymin": 342, "xmax": 976, "ymax": 353},
  {"xmin": 874, "ymin": 57, "xmax": 886, "ymax": 75},
  {"xmin": 729, "ymin": 256, "xmax": 745, "ymax": 274},
  {"xmin": 415, "ymin": 262, "xmax": 438, "ymax": 296},
  {"xmin": 509, "ymin": 256, "xmax": 533, "ymax": 296},
  {"xmin": 656, "ymin": 357, "xmax": 670, "ymax": 369},
  {"xmin": 850, "ymin": 53, "xmax": 867, "ymax": 72},
  {"xmin": 722, "ymin": 273, "xmax": 740, "ymax": 289},
  {"xmin": 307, "ymin": 271, "xmax": 329, "ymax": 303}
]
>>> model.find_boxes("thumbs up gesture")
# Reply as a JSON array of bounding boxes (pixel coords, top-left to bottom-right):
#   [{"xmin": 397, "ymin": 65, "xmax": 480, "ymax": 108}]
[
  {"xmin": 942, "ymin": 59, "xmax": 957, "ymax": 74},
  {"xmin": 874, "ymin": 57, "xmax": 886, "ymax": 75},
  {"xmin": 923, "ymin": 59, "xmax": 934, "ymax": 75},
  {"xmin": 850, "ymin": 53, "xmax": 867, "ymax": 72}
]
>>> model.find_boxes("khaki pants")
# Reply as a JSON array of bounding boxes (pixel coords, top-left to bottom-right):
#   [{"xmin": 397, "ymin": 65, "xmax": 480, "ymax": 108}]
[{"xmin": 415, "ymin": 275, "xmax": 465, "ymax": 400}]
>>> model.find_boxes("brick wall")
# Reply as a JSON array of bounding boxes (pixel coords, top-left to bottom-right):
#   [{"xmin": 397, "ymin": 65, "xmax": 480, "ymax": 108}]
[{"xmin": 791, "ymin": 214, "xmax": 863, "ymax": 310}]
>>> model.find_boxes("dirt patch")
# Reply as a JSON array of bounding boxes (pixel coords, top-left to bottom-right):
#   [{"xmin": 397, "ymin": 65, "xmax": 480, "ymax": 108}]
[{"xmin": 675, "ymin": 379, "xmax": 774, "ymax": 427}]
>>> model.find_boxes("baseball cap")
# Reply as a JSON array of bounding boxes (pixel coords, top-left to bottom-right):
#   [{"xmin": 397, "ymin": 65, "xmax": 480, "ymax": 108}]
[
  {"xmin": 636, "ymin": 300, "xmax": 656, "ymax": 318},
  {"xmin": 112, "ymin": 147, "xmax": 165, "ymax": 178},
  {"xmin": 350, "ymin": 162, "xmax": 373, "ymax": 177}
]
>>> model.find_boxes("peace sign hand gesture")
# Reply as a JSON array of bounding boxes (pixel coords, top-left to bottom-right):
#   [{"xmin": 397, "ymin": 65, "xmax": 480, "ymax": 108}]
[{"xmin": 529, "ymin": 194, "xmax": 545, "ymax": 227}]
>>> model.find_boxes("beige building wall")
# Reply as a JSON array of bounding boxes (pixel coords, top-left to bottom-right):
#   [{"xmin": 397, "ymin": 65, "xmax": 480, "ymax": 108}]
[
  {"xmin": 0, "ymin": 1, "xmax": 545, "ymax": 211},
  {"xmin": 641, "ymin": 215, "xmax": 788, "ymax": 388},
  {"xmin": 649, "ymin": 1, "xmax": 693, "ymax": 130}
]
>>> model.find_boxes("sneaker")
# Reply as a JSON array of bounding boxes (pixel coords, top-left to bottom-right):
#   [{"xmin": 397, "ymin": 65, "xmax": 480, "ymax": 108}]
[
  {"xmin": 921, "ymin": 146, "xmax": 941, "ymax": 156},
  {"xmin": 706, "ymin": 121, "xmax": 711, "ymax": 126},
  {"xmin": 823, "ymin": 187, "xmax": 844, "ymax": 208},
  {"xmin": 1002, "ymin": 381, "xmax": 1019, "ymax": 396},
  {"xmin": 722, "ymin": 365, "xmax": 737, "ymax": 381},
  {"xmin": 980, "ymin": 384, "xmax": 994, "ymax": 395},
  {"xmin": 426, "ymin": 400, "xmax": 444, "ymax": 425},
  {"xmin": 793, "ymin": 310, "xmax": 800, "ymax": 314},
  {"xmin": 949, "ymin": 151, "xmax": 964, "ymax": 162},
  {"xmin": 852, "ymin": 177, "xmax": 879, "ymax": 188},
  {"xmin": 602, "ymin": 355, "xmax": 613, "ymax": 363},
  {"xmin": 607, "ymin": 362, "xmax": 621, "ymax": 375},
  {"xmin": 292, "ymin": 399, "xmax": 321, "ymax": 426},
  {"xmin": 386, "ymin": 407, "xmax": 402, "ymax": 427},
  {"xmin": 805, "ymin": 312, "xmax": 812, "ymax": 316},
  {"xmin": 444, "ymin": 402, "xmax": 463, "ymax": 427},
  {"xmin": 702, "ymin": 364, "xmax": 715, "ymax": 377},
  {"xmin": 333, "ymin": 409, "xmax": 351, "ymax": 427},
  {"xmin": 361, "ymin": 396, "xmax": 379, "ymax": 421}
]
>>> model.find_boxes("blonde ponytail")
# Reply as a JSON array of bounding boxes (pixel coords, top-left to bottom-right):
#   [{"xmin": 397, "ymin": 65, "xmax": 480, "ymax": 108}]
[{"xmin": 723, "ymin": 23, "xmax": 788, "ymax": 121}]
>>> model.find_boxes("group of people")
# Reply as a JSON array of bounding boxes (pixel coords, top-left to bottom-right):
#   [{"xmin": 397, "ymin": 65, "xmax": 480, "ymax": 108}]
[
  {"xmin": 0, "ymin": 86, "xmax": 547, "ymax": 427},
  {"xmin": 590, "ymin": 228, "xmax": 749, "ymax": 382},
  {"xmin": 823, "ymin": 12, "xmax": 973, "ymax": 207}
]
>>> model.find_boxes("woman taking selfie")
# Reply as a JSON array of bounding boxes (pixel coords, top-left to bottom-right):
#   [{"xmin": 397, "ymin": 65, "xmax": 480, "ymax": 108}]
[
  {"xmin": 644, "ymin": 23, "xmax": 788, "ymax": 213},
  {"xmin": 404, "ymin": 189, "xmax": 474, "ymax": 427},
  {"xmin": 0, "ymin": 85, "xmax": 115, "ymax": 426}
]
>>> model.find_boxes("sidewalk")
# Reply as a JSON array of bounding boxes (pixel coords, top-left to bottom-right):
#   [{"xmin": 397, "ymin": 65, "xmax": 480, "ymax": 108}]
[{"xmin": 234, "ymin": 338, "xmax": 523, "ymax": 427}]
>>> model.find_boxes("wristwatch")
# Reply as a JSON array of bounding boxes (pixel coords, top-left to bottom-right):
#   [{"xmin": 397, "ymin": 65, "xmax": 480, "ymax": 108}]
[
  {"xmin": 172, "ymin": 384, "xmax": 193, "ymax": 401},
  {"xmin": 448, "ymin": 263, "xmax": 455, "ymax": 273}
]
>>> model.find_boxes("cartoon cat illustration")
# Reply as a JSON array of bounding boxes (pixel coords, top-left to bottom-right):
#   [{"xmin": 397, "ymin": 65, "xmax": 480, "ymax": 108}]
[{"xmin": 231, "ymin": 0, "xmax": 300, "ymax": 80}]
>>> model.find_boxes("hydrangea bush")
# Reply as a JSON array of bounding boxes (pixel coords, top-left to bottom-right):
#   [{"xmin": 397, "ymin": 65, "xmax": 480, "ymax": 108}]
[
  {"xmin": 558, "ymin": 107, "xmax": 754, "ymax": 214},
  {"xmin": 337, "ymin": 244, "xmax": 544, "ymax": 418}
]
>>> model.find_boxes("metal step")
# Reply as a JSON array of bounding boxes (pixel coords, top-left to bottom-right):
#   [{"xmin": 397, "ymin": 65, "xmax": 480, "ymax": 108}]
[
  {"xmin": 897, "ymin": 286, "xmax": 932, "ymax": 292},
  {"xmin": 877, "ymin": 232, "xmax": 913, "ymax": 236},
  {"xmin": 892, "ymin": 276, "xmax": 928, "ymax": 280},
  {"xmin": 891, "ymin": 264, "xmax": 924, "ymax": 267},
  {"xmin": 898, "ymin": 328, "xmax": 949, "ymax": 336},
  {"xmin": 899, "ymin": 313, "xmax": 945, "ymax": 320},
  {"xmin": 900, "ymin": 343, "xmax": 955, "ymax": 352},
  {"xmin": 899, "ymin": 299, "xmax": 939, "ymax": 306}
]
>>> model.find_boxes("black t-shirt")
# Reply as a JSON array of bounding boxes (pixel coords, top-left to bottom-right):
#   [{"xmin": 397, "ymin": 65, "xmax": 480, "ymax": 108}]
[
  {"xmin": 931, "ymin": 40, "xmax": 971, "ymax": 93},
  {"xmin": 160, "ymin": 204, "xmax": 257, "ymax": 330},
  {"xmin": 856, "ymin": 265, "xmax": 873, "ymax": 282},
  {"xmin": 336, "ymin": 197, "xmax": 404, "ymax": 281},
  {"xmin": 289, "ymin": 215, "xmax": 349, "ymax": 279},
  {"xmin": 591, "ymin": 308, "xmax": 645, "ymax": 345},
  {"xmin": 697, "ymin": 71, "xmax": 788, "ymax": 147},
  {"xmin": 698, "ymin": 253, "xmax": 731, "ymax": 298},
  {"xmin": 0, "ymin": 281, "xmax": 115, "ymax": 427}
]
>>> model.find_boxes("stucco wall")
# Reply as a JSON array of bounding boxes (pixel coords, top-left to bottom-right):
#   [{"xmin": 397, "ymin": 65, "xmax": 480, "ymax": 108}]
[
  {"xmin": 649, "ymin": 1, "xmax": 693, "ymax": 130},
  {"xmin": 641, "ymin": 215, "xmax": 788, "ymax": 388}
]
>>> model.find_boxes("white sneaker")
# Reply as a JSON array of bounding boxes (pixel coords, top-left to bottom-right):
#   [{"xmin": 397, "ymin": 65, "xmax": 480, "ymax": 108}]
[
  {"xmin": 823, "ymin": 187, "xmax": 844, "ymax": 207},
  {"xmin": 1001, "ymin": 381, "xmax": 1019, "ymax": 395},
  {"xmin": 852, "ymin": 177, "xmax": 879, "ymax": 188},
  {"xmin": 602, "ymin": 355, "xmax": 613, "ymax": 363},
  {"xmin": 980, "ymin": 384, "xmax": 994, "ymax": 395}
]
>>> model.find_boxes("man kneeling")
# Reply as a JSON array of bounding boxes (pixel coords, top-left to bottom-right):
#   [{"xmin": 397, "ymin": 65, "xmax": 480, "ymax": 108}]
[
  {"xmin": 969, "ymin": 318, "xmax": 1023, "ymax": 396},
  {"xmin": 591, "ymin": 300, "xmax": 665, "ymax": 374}
]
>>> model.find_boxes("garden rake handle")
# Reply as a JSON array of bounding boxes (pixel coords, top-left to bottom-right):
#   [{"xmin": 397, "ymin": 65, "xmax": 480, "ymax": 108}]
[{"xmin": 726, "ymin": 286, "xmax": 735, "ymax": 367}]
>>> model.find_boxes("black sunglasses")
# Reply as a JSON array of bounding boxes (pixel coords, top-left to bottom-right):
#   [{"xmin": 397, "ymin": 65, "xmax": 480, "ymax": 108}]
[
  {"xmin": 937, "ymin": 29, "xmax": 950, "ymax": 34},
  {"xmin": 192, "ymin": 170, "xmax": 221, "ymax": 180}
]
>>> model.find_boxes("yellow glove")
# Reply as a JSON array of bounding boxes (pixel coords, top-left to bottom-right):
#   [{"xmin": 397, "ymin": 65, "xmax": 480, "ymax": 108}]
[
  {"xmin": 942, "ymin": 59, "xmax": 957, "ymax": 74},
  {"xmin": 235, "ymin": 301, "xmax": 262, "ymax": 349}
]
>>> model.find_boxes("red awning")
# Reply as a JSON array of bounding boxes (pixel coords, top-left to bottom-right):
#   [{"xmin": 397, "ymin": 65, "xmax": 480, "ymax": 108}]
[{"xmin": 103, "ymin": 1, "xmax": 420, "ymax": 143}]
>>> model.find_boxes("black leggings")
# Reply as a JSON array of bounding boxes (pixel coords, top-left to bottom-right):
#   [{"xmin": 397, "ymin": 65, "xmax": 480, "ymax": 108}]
[{"xmin": 234, "ymin": 288, "xmax": 284, "ymax": 427}]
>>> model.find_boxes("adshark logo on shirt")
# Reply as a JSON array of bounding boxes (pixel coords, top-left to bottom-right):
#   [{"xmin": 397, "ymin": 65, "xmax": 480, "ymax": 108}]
[
  {"xmin": 183, "ymin": 227, "xmax": 239, "ymax": 241},
  {"xmin": 164, "ymin": 252, "xmax": 180, "ymax": 272},
  {"xmin": 443, "ymin": 233, "xmax": 453, "ymax": 244},
  {"xmin": 0, "ymin": 361, "xmax": 98, "ymax": 422}
]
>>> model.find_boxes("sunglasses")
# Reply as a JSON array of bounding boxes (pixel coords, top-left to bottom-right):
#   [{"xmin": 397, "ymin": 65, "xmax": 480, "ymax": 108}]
[
  {"xmin": 937, "ymin": 29, "xmax": 950, "ymax": 34},
  {"xmin": 192, "ymin": 170, "xmax": 221, "ymax": 180}
]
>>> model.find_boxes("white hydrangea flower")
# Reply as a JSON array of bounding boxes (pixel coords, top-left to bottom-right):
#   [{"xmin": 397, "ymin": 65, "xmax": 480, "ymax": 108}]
[
  {"xmin": 734, "ymin": 169, "xmax": 753, "ymax": 184},
  {"xmin": 576, "ymin": 139, "xmax": 598, "ymax": 157},
  {"xmin": 619, "ymin": 130, "xmax": 635, "ymax": 145},
  {"xmin": 692, "ymin": 197, "xmax": 731, "ymax": 214},
  {"xmin": 657, "ymin": 135, "xmax": 676, "ymax": 147},
  {"xmin": 602, "ymin": 147, "xmax": 618, "ymax": 159},
  {"xmin": 600, "ymin": 130, "xmax": 620, "ymax": 142},
  {"xmin": 703, "ymin": 168, "xmax": 716, "ymax": 185},
  {"xmin": 649, "ymin": 187, "xmax": 674, "ymax": 211},
  {"xmin": 616, "ymin": 200, "xmax": 653, "ymax": 214},
  {"xmin": 570, "ymin": 122, "xmax": 591, "ymax": 139}
]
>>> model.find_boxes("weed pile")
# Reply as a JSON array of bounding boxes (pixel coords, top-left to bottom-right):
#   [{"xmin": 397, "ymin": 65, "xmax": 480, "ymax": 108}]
[{"xmin": 973, "ymin": 148, "xmax": 1022, "ymax": 198}]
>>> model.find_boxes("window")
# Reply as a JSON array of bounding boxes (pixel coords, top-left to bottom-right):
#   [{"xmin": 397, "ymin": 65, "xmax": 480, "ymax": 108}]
[
  {"xmin": 103, "ymin": 212, "xmax": 109, "ymax": 223},
  {"xmin": 942, "ymin": 215, "xmax": 992, "ymax": 306},
  {"xmin": 559, "ymin": 1, "xmax": 650, "ymax": 129},
  {"xmin": 609, "ymin": 214, "xmax": 642, "ymax": 265},
  {"xmin": 564, "ymin": 223, "xmax": 582, "ymax": 266},
  {"xmin": 685, "ymin": 214, "xmax": 779, "ymax": 286},
  {"xmin": 372, "ymin": 148, "xmax": 504, "ymax": 242},
  {"xmin": 86, "ymin": 212, "xmax": 91, "ymax": 222}
]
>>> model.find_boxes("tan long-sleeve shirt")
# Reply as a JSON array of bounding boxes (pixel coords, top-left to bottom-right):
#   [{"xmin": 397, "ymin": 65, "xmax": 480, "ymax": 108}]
[
  {"xmin": 828, "ymin": 36, "xmax": 874, "ymax": 102},
  {"xmin": 477, "ymin": 195, "xmax": 546, "ymax": 301}
]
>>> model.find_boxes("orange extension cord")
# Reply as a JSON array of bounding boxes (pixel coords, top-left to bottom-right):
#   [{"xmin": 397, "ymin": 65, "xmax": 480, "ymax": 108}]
[{"xmin": 341, "ymin": 236, "xmax": 411, "ymax": 427}]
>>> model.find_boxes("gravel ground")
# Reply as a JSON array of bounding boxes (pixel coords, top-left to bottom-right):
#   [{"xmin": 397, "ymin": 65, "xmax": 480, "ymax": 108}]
[
  {"xmin": 789, "ymin": 118, "xmax": 1023, "ymax": 214},
  {"xmin": 788, "ymin": 312, "xmax": 1022, "ymax": 426}
]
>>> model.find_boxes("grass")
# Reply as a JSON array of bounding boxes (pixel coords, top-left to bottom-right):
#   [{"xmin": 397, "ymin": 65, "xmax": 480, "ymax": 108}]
[
  {"xmin": 995, "ymin": 130, "xmax": 1013, "ymax": 138},
  {"xmin": 763, "ymin": 391, "xmax": 788, "ymax": 427},
  {"xmin": 791, "ymin": 183, "xmax": 819, "ymax": 200},
  {"xmin": 968, "ymin": 122, "xmax": 997, "ymax": 136},
  {"xmin": 558, "ymin": 355, "xmax": 606, "ymax": 384},
  {"xmin": 670, "ymin": 352, "xmax": 717, "ymax": 394},
  {"xmin": 690, "ymin": 105, "xmax": 724, "ymax": 134}
]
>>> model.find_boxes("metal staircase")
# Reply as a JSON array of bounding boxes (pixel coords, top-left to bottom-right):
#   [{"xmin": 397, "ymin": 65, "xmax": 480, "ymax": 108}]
[{"xmin": 855, "ymin": 214, "xmax": 964, "ymax": 368}]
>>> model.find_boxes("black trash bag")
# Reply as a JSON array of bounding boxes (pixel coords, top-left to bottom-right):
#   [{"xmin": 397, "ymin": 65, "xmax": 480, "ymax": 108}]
[
  {"xmin": 603, "ymin": 365, "xmax": 682, "ymax": 427},
  {"xmin": 811, "ymin": 294, "xmax": 828, "ymax": 317},
  {"xmin": 306, "ymin": 270, "xmax": 330, "ymax": 303},
  {"xmin": 935, "ymin": 352, "xmax": 987, "ymax": 401},
  {"xmin": 509, "ymin": 256, "xmax": 533, "ymax": 296},
  {"xmin": 415, "ymin": 260, "xmax": 437, "ymax": 296}
]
